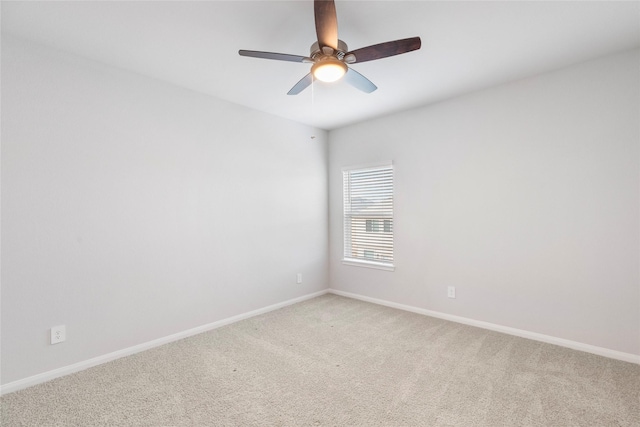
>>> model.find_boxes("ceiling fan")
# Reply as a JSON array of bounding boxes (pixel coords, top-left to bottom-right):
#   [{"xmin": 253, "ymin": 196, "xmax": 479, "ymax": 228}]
[{"xmin": 239, "ymin": 0, "xmax": 421, "ymax": 95}]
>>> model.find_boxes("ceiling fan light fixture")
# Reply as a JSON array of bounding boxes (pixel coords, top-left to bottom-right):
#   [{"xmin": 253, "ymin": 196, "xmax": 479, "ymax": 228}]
[
  {"xmin": 239, "ymin": 1, "xmax": 422, "ymax": 94},
  {"xmin": 311, "ymin": 59, "xmax": 347, "ymax": 83}
]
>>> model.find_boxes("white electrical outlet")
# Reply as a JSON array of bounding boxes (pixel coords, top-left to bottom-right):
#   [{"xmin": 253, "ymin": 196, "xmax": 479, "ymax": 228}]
[
  {"xmin": 448, "ymin": 286, "xmax": 456, "ymax": 299},
  {"xmin": 297, "ymin": 273, "xmax": 302, "ymax": 284},
  {"xmin": 51, "ymin": 325, "xmax": 66, "ymax": 344}
]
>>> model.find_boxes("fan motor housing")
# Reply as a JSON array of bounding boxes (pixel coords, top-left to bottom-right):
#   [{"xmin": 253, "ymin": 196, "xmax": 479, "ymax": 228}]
[{"xmin": 310, "ymin": 39, "xmax": 348, "ymax": 60}]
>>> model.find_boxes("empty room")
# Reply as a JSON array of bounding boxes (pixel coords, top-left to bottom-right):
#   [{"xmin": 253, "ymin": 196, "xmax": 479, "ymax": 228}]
[{"xmin": 1, "ymin": 1, "xmax": 639, "ymax": 426}]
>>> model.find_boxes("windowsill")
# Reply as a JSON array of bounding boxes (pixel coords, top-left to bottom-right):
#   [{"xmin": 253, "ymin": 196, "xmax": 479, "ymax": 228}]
[{"xmin": 342, "ymin": 258, "xmax": 395, "ymax": 272}]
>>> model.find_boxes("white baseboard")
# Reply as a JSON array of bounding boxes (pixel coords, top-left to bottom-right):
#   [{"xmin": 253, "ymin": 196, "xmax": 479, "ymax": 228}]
[
  {"xmin": 329, "ymin": 289, "xmax": 640, "ymax": 365},
  {"xmin": 4, "ymin": 287, "xmax": 636, "ymax": 395},
  {"xmin": 0, "ymin": 289, "xmax": 329, "ymax": 396}
]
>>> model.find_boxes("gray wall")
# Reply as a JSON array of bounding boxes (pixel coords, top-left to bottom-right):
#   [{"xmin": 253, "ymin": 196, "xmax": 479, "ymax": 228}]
[
  {"xmin": 329, "ymin": 49, "xmax": 640, "ymax": 356},
  {"xmin": 1, "ymin": 37, "xmax": 329, "ymax": 385}
]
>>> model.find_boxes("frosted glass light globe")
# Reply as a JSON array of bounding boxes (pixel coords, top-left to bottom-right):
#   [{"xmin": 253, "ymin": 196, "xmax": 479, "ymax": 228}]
[{"xmin": 312, "ymin": 59, "xmax": 347, "ymax": 83}]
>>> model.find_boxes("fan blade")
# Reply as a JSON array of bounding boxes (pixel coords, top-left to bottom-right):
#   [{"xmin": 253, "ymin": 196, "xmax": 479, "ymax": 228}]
[
  {"xmin": 239, "ymin": 50, "xmax": 311, "ymax": 63},
  {"xmin": 344, "ymin": 68, "xmax": 377, "ymax": 93},
  {"xmin": 346, "ymin": 37, "xmax": 421, "ymax": 63},
  {"xmin": 287, "ymin": 73, "xmax": 314, "ymax": 95},
  {"xmin": 314, "ymin": 0, "xmax": 338, "ymax": 50}
]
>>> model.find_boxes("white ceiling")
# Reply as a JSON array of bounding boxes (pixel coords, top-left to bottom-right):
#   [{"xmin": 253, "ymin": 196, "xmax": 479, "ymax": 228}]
[{"xmin": 2, "ymin": 1, "xmax": 639, "ymax": 130}]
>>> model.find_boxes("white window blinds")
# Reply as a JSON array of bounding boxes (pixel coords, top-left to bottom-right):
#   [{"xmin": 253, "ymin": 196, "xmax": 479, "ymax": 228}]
[{"xmin": 343, "ymin": 164, "xmax": 394, "ymax": 268}]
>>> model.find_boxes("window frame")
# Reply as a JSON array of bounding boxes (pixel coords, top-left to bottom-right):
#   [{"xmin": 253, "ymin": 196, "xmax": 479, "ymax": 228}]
[{"xmin": 342, "ymin": 162, "xmax": 395, "ymax": 271}]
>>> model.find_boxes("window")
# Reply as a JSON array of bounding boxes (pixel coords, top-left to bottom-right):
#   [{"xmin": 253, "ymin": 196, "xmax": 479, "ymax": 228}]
[
  {"xmin": 365, "ymin": 219, "xmax": 380, "ymax": 233},
  {"xmin": 343, "ymin": 164, "xmax": 394, "ymax": 270}
]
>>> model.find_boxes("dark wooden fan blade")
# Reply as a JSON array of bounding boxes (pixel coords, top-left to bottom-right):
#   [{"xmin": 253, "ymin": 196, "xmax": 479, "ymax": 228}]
[
  {"xmin": 343, "ymin": 68, "xmax": 377, "ymax": 93},
  {"xmin": 287, "ymin": 73, "xmax": 314, "ymax": 95},
  {"xmin": 314, "ymin": 0, "xmax": 338, "ymax": 50},
  {"xmin": 239, "ymin": 50, "xmax": 310, "ymax": 63},
  {"xmin": 346, "ymin": 37, "xmax": 421, "ymax": 63}
]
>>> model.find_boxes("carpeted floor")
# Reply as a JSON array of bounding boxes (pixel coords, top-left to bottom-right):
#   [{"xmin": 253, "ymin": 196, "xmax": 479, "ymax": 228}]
[{"xmin": 2, "ymin": 294, "xmax": 639, "ymax": 426}]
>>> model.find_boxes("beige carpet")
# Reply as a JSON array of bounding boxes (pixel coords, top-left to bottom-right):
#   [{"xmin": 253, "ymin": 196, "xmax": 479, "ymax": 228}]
[{"xmin": 2, "ymin": 294, "xmax": 639, "ymax": 426}]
